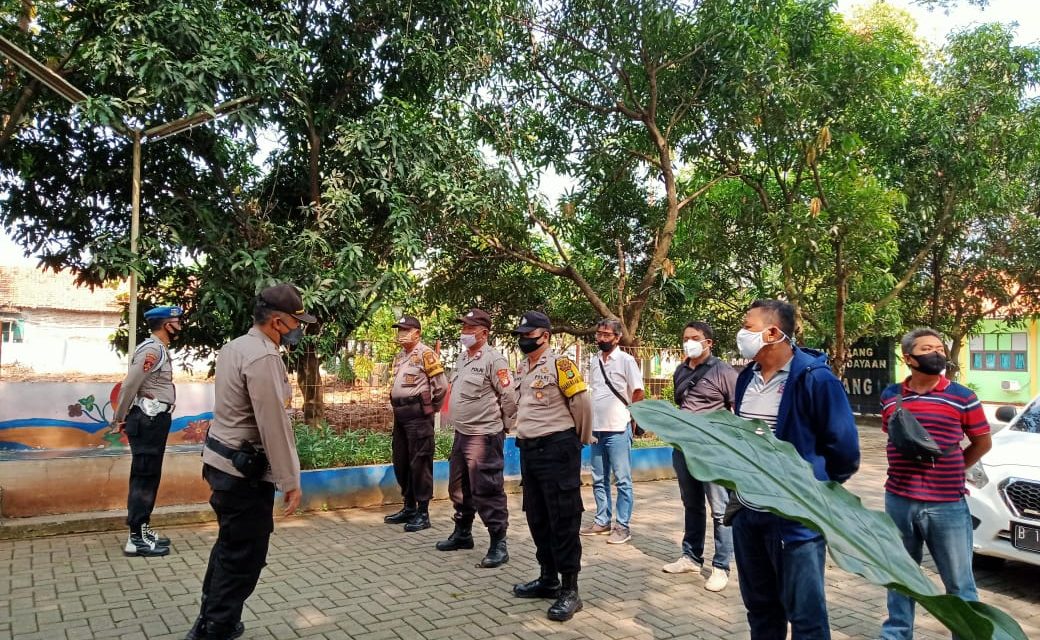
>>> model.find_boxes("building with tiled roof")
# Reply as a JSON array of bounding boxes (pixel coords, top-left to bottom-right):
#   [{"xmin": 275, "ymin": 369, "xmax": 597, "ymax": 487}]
[{"xmin": 0, "ymin": 266, "xmax": 128, "ymax": 374}]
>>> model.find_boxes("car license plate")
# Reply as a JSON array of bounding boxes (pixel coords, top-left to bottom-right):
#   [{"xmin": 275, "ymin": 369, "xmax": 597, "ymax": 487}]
[{"xmin": 1012, "ymin": 522, "xmax": 1040, "ymax": 553}]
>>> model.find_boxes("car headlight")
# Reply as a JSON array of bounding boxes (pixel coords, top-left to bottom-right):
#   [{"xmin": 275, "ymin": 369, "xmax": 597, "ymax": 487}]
[{"xmin": 965, "ymin": 462, "xmax": 989, "ymax": 489}]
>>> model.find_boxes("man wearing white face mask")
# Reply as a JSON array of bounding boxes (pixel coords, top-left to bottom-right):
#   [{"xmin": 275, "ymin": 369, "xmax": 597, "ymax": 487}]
[
  {"xmin": 438, "ymin": 308, "xmax": 517, "ymax": 568},
  {"xmin": 663, "ymin": 321, "xmax": 738, "ymax": 592},
  {"xmin": 730, "ymin": 300, "xmax": 860, "ymax": 640}
]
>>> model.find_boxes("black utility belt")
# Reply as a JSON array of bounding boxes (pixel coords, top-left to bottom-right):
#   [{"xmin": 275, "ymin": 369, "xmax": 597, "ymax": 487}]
[
  {"xmin": 205, "ymin": 435, "xmax": 269, "ymax": 480},
  {"xmin": 390, "ymin": 396, "xmax": 423, "ymax": 407},
  {"xmin": 516, "ymin": 429, "xmax": 577, "ymax": 450}
]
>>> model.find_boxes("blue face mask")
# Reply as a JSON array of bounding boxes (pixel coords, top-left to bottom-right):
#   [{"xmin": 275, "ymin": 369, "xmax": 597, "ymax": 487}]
[{"xmin": 280, "ymin": 322, "xmax": 304, "ymax": 347}]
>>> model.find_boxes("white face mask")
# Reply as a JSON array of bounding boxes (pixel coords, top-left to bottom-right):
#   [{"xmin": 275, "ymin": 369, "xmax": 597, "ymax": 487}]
[
  {"xmin": 460, "ymin": 333, "xmax": 478, "ymax": 349},
  {"xmin": 736, "ymin": 328, "xmax": 786, "ymax": 359},
  {"xmin": 684, "ymin": 339, "xmax": 704, "ymax": 359}
]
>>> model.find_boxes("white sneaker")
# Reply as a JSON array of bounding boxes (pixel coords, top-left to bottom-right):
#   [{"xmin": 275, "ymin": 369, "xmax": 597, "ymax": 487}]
[
  {"xmin": 704, "ymin": 566, "xmax": 729, "ymax": 591},
  {"xmin": 662, "ymin": 555, "xmax": 701, "ymax": 574}
]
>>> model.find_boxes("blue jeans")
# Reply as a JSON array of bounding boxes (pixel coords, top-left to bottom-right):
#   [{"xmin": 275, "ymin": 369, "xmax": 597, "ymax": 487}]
[
  {"xmin": 590, "ymin": 430, "xmax": 633, "ymax": 528},
  {"xmin": 881, "ymin": 493, "xmax": 978, "ymax": 640},
  {"xmin": 732, "ymin": 509, "xmax": 831, "ymax": 640},
  {"xmin": 673, "ymin": 448, "xmax": 733, "ymax": 570}
]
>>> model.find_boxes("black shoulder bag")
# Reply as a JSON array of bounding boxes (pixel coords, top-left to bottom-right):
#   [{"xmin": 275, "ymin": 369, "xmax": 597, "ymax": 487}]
[
  {"xmin": 597, "ymin": 358, "xmax": 645, "ymax": 436},
  {"xmin": 888, "ymin": 393, "xmax": 959, "ymax": 464}
]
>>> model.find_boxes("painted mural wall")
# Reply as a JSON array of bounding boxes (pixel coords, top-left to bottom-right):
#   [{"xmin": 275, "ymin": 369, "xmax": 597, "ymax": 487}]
[{"xmin": 0, "ymin": 381, "xmax": 213, "ymax": 451}]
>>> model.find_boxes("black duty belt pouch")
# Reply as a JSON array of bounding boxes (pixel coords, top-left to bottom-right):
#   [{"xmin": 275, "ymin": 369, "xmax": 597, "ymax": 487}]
[
  {"xmin": 888, "ymin": 394, "xmax": 957, "ymax": 464},
  {"xmin": 231, "ymin": 441, "xmax": 269, "ymax": 480},
  {"xmin": 207, "ymin": 436, "xmax": 269, "ymax": 480}
]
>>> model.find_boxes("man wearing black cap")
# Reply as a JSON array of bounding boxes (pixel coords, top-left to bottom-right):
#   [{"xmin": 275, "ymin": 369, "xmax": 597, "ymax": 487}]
[
  {"xmin": 186, "ymin": 283, "xmax": 314, "ymax": 640},
  {"xmin": 510, "ymin": 310, "xmax": 593, "ymax": 622},
  {"xmin": 436, "ymin": 308, "xmax": 517, "ymax": 567},
  {"xmin": 385, "ymin": 314, "xmax": 449, "ymax": 532},
  {"xmin": 114, "ymin": 305, "xmax": 183, "ymax": 557}
]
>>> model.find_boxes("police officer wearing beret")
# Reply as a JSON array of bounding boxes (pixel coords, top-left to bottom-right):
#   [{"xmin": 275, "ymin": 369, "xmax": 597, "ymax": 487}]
[
  {"xmin": 511, "ymin": 311, "xmax": 593, "ymax": 622},
  {"xmin": 185, "ymin": 284, "xmax": 314, "ymax": 640},
  {"xmin": 384, "ymin": 315, "xmax": 448, "ymax": 532},
  {"xmin": 114, "ymin": 305, "xmax": 183, "ymax": 557},
  {"xmin": 437, "ymin": 309, "xmax": 517, "ymax": 567}
]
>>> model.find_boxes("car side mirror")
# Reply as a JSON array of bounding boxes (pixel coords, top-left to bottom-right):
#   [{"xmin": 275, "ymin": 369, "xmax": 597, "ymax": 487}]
[{"xmin": 994, "ymin": 405, "xmax": 1018, "ymax": 423}]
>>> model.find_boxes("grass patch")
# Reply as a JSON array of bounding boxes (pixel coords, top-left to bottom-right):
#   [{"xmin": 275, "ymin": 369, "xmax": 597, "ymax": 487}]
[{"xmin": 294, "ymin": 422, "xmax": 453, "ymax": 470}]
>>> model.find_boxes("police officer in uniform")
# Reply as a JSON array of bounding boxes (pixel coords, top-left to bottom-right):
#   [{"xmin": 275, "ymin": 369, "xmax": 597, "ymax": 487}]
[
  {"xmin": 384, "ymin": 315, "xmax": 448, "ymax": 532},
  {"xmin": 113, "ymin": 305, "xmax": 183, "ymax": 557},
  {"xmin": 436, "ymin": 308, "xmax": 517, "ymax": 567},
  {"xmin": 185, "ymin": 284, "xmax": 313, "ymax": 640},
  {"xmin": 510, "ymin": 311, "xmax": 593, "ymax": 622}
]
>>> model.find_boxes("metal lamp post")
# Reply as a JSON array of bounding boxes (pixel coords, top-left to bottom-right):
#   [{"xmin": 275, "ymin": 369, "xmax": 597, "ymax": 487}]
[{"xmin": 0, "ymin": 35, "xmax": 254, "ymax": 350}]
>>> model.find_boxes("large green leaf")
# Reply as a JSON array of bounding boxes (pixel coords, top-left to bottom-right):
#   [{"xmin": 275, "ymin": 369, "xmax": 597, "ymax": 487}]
[{"xmin": 629, "ymin": 400, "xmax": 1026, "ymax": 640}]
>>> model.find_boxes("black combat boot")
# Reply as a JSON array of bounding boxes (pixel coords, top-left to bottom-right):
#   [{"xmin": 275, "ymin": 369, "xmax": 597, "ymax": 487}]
[
  {"xmin": 547, "ymin": 573, "xmax": 582, "ymax": 622},
  {"xmin": 404, "ymin": 502, "xmax": 431, "ymax": 532},
  {"xmin": 512, "ymin": 565, "xmax": 561, "ymax": 598},
  {"xmin": 436, "ymin": 521, "xmax": 474, "ymax": 550},
  {"xmin": 384, "ymin": 504, "xmax": 417, "ymax": 524},
  {"xmin": 183, "ymin": 618, "xmax": 244, "ymax": 640},
  {"xmin": 478, "ymin": 530, "xmax": 509, "ymax": 568}
]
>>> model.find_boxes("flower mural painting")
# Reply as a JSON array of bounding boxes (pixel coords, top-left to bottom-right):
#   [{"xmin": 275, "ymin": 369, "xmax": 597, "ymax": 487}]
[{"xmin": 0, "ymin": 381, "xmax": 214, "ymax": 451}]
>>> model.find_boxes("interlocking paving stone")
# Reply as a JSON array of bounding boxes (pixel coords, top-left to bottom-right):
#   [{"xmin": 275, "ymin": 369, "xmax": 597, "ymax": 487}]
[{"xmin": 1, "ymin": 425, "xmax": 1038, "ymax": 639}]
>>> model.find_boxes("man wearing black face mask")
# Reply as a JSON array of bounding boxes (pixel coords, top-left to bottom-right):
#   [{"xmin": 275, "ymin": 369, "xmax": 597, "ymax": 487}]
[
  {"xmin": 878, "ymin": 328, "xmax": 992, "ymax": 640},
  {"xmin": 511, "ymin": 310, "xmax": 593, "ymax": 622},
  {"xmin": 189, "ymin": 283, "xmax": 314, "ymax": 640},
  {"xmin": 114, "ymin": 305, "xmax": 183, "ymax": 556}
]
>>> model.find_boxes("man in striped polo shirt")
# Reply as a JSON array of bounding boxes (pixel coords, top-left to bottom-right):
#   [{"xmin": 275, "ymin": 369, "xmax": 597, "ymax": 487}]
[{"xmin": 879, "ymin": 327, "xmax": 992, "ymax": 640}]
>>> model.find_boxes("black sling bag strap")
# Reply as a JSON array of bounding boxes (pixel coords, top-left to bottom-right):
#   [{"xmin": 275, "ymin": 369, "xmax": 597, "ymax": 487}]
[
  {"xmin": 598, "ymin": 356, "xmax": 646, "ymax": 435},
  {"xmin": 674, "ymin": 357, "xmax": 727, "ymax": 409}
]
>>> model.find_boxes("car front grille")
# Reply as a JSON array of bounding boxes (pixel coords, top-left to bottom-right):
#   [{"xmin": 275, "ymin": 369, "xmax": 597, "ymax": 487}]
[{"xmin": 1002, "ymin": 479, "xmax": 1040, "ymax": 520}]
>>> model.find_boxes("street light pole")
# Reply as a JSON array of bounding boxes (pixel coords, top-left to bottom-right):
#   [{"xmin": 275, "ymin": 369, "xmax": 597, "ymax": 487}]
[
  {"xmin": 1, "ymin": 35, "xmax": 256, "ymax": 352},
  {"xmin": 129, "ymin": 129, "xmax": 142, "ymax": 347}
]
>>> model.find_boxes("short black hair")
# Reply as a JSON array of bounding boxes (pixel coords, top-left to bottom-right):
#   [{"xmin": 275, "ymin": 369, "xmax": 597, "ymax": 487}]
[
  {"xmin": 683, "ymin": 321, "xmax": 714, "ymax": 341},
  {"xmin": 749, "ymin": 299, "xmax": 796, "ymax": 337},
  {"xmin": 146, "ymin": 317, "xmax": 167, "ymax": 332}
]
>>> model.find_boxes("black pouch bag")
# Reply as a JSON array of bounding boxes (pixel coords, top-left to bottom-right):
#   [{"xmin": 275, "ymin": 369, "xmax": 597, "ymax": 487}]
[
  {"xmin": 230, "ymin": 441, "xmax": 270, "ymax": 480},
  {"xmin": 888, "ymin": 394, "xmax": 958, "ymax": 464}
]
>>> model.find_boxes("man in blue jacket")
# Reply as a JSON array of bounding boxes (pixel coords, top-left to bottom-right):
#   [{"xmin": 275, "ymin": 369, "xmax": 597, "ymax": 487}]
[{"xmin": 731, "ymin": 299, "xmax": 860, "ymax": 640}]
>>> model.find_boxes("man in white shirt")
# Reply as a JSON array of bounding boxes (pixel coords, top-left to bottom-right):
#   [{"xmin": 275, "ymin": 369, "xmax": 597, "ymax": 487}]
[{"xmin": 580, "ymin": 318, "xmax": 645, "ymax": 544}]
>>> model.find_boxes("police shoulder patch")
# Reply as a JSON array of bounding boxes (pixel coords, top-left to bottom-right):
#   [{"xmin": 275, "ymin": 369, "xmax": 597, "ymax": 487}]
[
  {"xmin": 555, "ymin": 357, "xmax": 587, "ymax": 397},
  {"xmin": 142, "ymin": 351, "xmax": 158, "ymax": 373},
  {"xmin": 422, "ymin": 349, "xmax": 445, "ymax": 377},
  {"xmin": 496, "ymin": 368, "xmax": 512, "ymax": 388}
]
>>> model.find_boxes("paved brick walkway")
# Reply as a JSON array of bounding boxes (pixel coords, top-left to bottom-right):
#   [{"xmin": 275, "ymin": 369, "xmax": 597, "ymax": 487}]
[{"xmin": 1, "ymin": 426, "xmax": 1038, "ymax": 640}]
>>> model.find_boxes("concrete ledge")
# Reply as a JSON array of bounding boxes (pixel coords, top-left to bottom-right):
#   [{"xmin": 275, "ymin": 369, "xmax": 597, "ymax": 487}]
[{"xmin": 0, "ymin": 440, "xmax": 679, "ymax": 539}]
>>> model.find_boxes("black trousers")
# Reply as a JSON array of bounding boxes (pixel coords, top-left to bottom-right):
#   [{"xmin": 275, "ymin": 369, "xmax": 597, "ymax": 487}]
[
  {"xmin": 124, "ymin": 407, "xmax": 172, "ymax": 530},
  {"xmin": 391, "ymin": 410, "xmax": 435, "ymax": 505},
  {"xmin": 518, "ymin": 429, "xmax": 584, "ymax": 575},
  {"xmin": 448, "ymin": 431, "xmax": 508, "ymax": 534},
  {"xmin": 199, "ymin": 465, "xmax": 275, "ymax": 635}
]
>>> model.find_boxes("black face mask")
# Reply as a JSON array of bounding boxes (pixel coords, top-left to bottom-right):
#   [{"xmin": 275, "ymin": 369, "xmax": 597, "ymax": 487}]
[
  {"xmin": 518, "ymin": 336, "xmax": 542, "ymax": 354},
  {"xmin": 911, "ymin": 352, "xmax": 946, "ymax": 375},
  {"xmin": 166, "ymin": 325, "xmax": 181, "ymax": 341},
  {"xmin": 597, "ymin": 341, "xmax": 614, "ymax": 352}
]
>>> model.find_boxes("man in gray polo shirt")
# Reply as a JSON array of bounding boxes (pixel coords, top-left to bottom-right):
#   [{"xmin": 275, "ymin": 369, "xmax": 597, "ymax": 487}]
[
  {"xmin": 663, "ymin": 321, "xmax": 738, "ymax": 591},
  {"xmin": 730, "ymin": 299, "xmax": 859, "ymax": 639}
]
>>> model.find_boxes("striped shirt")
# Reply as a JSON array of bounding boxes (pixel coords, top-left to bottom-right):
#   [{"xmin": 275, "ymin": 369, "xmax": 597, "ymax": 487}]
[
  {"xmin": 737, "ymin": 360, "xmax": 791, "ymax": 434},
  {"xmin": 880, "ymin": 376, "xmax": 989, "ymax": 502}
]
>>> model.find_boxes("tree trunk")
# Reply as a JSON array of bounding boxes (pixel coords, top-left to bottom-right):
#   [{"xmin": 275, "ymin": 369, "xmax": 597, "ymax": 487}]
[
  {"xmin": 831, "ymin": 237, "xmax": 849, "ymax": 378},
  {"xmin": 947, "ymin": 330, "xmax": 965, "ymax": 382},
  {"xmin": 296, "ymin": 323, "xmax": 324, "ymax": 426}
]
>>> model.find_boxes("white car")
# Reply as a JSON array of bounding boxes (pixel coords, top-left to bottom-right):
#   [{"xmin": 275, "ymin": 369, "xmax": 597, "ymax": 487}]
[{"xmin": 965, "ymin": 399, "xmax": 1040, "ymax": 567}]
